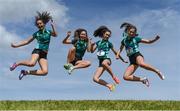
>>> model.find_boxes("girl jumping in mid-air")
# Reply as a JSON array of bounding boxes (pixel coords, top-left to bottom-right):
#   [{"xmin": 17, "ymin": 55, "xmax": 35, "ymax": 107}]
[
  {"xmin": 62, "ymin": 28, "xmax": 91, "ymax": 74},
  {"xmin": 10, "ymin": 11, "xmax": 57, "ymax": 80},
  {"xmin": 91, "ymin": 26, "xmax": 127, "ymax": 91},
  {"xmin": 116, "ymin": 22, "xmax": 165, "ymax": 87}
]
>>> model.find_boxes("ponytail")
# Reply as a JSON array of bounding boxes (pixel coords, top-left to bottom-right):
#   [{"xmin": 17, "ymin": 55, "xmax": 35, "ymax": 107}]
[
  {"xmin": 94, "ymin": 26, "xmax": 111, "ymax": 37},
  {"xmin": 120, "ymin": 22, "xmax": 138, "ymax": 36}
]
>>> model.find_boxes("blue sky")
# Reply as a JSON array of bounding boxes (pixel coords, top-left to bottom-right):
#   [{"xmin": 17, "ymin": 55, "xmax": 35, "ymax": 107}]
[{"xmin": 0, "ymin": 0, "xmax": 180, "ymax": 100}]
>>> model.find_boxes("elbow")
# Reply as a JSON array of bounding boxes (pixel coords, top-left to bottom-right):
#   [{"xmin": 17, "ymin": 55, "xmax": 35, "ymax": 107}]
[
  {"xmin": 90, "ymin": 49, "xmax": 93, "ymax": 53},
  {"xmin": 147, "ymin": 40, "xmax": 155, "ymax": 44},
  {"xmin": 62, "ymin": 40, "xmax": 68, "ymax": 44},
  {"xmin": 53, "ymin": 33, "xmax": 58, "ymax": 37},
  {"xmin": 54, "ymin": 34, "xmax": 58, "ymax": 37},
  {"xmin": 54, "ymin": 32, "xmax": 58, "ymax": 37},
  {"xmin": 91, "ymin": 50, "xmax": 94, "ymax": 53},
  {"xmin": 25, "ymin": 41, "xmax": 30, "ymax": 45},
  {"xmin": 147, "ymin": 42, "xmax": 152, "ymax": 44}
]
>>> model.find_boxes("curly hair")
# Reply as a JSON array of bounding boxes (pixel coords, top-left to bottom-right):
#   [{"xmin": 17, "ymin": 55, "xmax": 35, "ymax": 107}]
[
  {"xmin": 120, "ymin": 22, "xmax": 138, "ymax": 36},
  {"xmin": 35, "ymin": 11, "xmax": 52, "ymax": 25},
  {"xmin": 73, "ymin": 28, "xmax": 88, "ymax": 42},
  {"xmin": 93, "ymin": 26, "xmax": 111, "ymax": 37}
]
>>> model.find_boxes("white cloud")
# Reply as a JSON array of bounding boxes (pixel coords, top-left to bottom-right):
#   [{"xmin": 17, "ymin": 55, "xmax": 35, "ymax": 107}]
[
  {"xmin": 121, "ymin": 8, "xmax": 180, "ymax": 38},
  {"xmin": 0, "ymin": 0, "xmax": 69, "ymax": 48},
  {"xmin": 1, "ymin": 1, "xmax": 180, "ymax": 100},
  {"xmin": 0, "ymin": 25, "xmax": 21, "ymax": 48},
  {"xmin": 0, "ymin": 0, "xmax": 69, "ymax": 27},
  {"xmin": 98, "ymin": 8, "xmax": 180, "ymax": 49}
]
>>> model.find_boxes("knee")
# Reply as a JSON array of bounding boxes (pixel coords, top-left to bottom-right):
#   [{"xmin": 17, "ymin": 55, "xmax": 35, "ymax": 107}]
[
  {"xmin": 123, "ymin": 75, "xmax": 129, "ymax": 81},
  {"xmin": 42, "ymin": 70, "xmax": 48, "ymax": 76},
  {"xmin": 93, "ymin": 76, "xmax": 99, "ymax": 83},
  {"xmin": 28, "ymin": 62, "xmax": 36, "ymax": 67},
  {"xmin": 86, "ymin": 61, "xmax": 91, "ymax": 66}
]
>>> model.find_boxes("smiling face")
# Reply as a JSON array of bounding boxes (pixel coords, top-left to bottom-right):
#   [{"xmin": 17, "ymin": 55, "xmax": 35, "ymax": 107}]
[
  {"xmin": 127, "ymin": 28, "xmax": 136, "ymax": 37},
  {"xmin": 36, "ymin": 20, "xmax": 45, "ymax": 30},
  {"xmin": 103, "ymin": 31, "xmax": 111, "ymax": 40},
  {"xmin": 79, "ymin": 31, "xmax": 87, "ymax": 40}
]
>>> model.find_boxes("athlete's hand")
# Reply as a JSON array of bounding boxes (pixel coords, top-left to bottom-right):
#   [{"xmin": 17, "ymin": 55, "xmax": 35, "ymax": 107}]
[
  {"xmin": 67, "ymin": 31, "xmax": 71, "ymax": 37},
  {"xmin": 155, "ymin": 35, "xmax": 160, "ymax": 41},
  {"xmin": 116, "ymin": 53, "xmax": 128, "ymax": 63},
  {"xmin": 116, "ymin": 54, "xmax": 120, "ymax": 60},
  {"xmin": 11, "ymin": 43, "xmax": 18, "ymax": 48}
]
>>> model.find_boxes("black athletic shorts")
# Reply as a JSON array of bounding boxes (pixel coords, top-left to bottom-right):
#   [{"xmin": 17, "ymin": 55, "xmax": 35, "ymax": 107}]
[
  {"xmin": 129, "ymin": 52, "xmax": 143, "ymax": 65},
  {"xmin": 70, "ymin": 57, "xmax": 82, "ymax": 66},
  {"xmin": 32, "ymin": 49, "xmax": 48, "ymax": 59},
  {"xmin": 99, "ymin": 58, "xmax": 111, "ymax": 67}
]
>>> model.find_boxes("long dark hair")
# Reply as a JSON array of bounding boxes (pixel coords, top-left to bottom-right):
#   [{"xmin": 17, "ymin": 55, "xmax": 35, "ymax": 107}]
[
  {"xmin": 35, "ymin": 11, "xmax": 52, "ymax": 26},
  {"xmin": 93, "ymin": 26, "xmax": 111, "ymax": 37},
  {"xmin": 73, "ymin": 28, "xmax": 88, "ymax": 42},
  {"xmin": 120, "ymin": 22, "xmax": 138, "ymax": 36}
]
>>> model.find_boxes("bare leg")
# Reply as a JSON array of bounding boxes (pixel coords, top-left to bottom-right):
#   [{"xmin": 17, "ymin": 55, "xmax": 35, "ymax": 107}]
[
  {"xmin": 16, "ymin": 54, "xmax": 39, "ymax": 67},
  {"xmin": 73, "ymin": 60, "xmax": 91, "ymax": 69},
  {"xmin": 67, "ymin": 47, "xmax": 76, "ymax": 63},
  {"xmin": 101, "ymin": 59, "xmax": 115, "ymax": 78},
  {"xmin": 136, "ymin": 56, "xmax": 164, "ymax": 80},
  {"xmin": 123, "ymin": 64, "xmax": 141, "ymax": 81},
  {"xmin": 93, "ymin": 67, "xmax": 113, "ymax": 90},
  {"xmin": 10, "ymin": 54, "xmax": 39, "ymax": 71},
  {"xmin": 101, "ymin": 59, "xmax": 120, "ymax": 84},
  {"xmin": 27, "ymin": 58, "xmax": 48, "ymax": 76}
]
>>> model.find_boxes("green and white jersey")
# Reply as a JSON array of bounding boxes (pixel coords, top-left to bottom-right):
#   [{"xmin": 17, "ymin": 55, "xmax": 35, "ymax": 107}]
[
  {"xmin": 96, "ymin": 39, "xmax": 113, "ymax": 59},
  {"xmin": 121, "ymin": 36, "xmax": 142, "ymax": 56},
  {"xmin": 33, "ymin": 29, "xmax": 52, "ymax": 51},
  {"xmin": 72, "ymin": 39, "xmax": 88, "ymax": 59}
]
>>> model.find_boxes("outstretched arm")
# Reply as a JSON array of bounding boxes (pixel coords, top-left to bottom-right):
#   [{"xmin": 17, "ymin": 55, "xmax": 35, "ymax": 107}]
[
  {"xmin": 90, "ymin": 42, "xmax": 97, "ymax": 53},
  {"xmin": 141, "ymin": 35, "xmax": 160, "ymax": 44},
  {"xmin": 115, "ymin": 44, "xmax": 128, "ymax": 63},
  {"xmin": 11, "ymin": 36, "xmax": 34, "ymax": 48},
  {"xmin": 62, "ymin": 31, "xmax": 72, "ymax": 44},
  {"xmin": 112, "ymin": 47, "xmax": 128, "ymax": 63},
  {"xmin": 87, "ymin": 37, "xmax": 92, "ymax": 52},
  {"xmin": 50, "ymin": 20, "xmax": 58, "ymax": 37}
]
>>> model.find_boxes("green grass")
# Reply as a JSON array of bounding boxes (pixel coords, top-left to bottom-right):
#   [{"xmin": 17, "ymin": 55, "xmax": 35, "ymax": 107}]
[{"xmin": 0, "ymin": 100, "xmax": 180, "ymax": 110}]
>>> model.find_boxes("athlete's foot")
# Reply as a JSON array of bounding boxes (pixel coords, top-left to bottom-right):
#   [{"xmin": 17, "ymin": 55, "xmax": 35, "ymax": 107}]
[
  {"xmin": 107, "ymin": 84, "xmax": 116, "ymax": 92},
  {"xmin": 141, "ymin": 77, "xmax": 150, "ymax": 87},
  {"xmin": 113, "ymin": 76, "xmax": 120, "ymax": 84},
  {"xmin": 19, "ymin": 70, "xmax": 27, "ymax": 80},
  {"xmin": 64, "ymin": 63, "xmax": 70, "ymax": 70},
  {"xmin": 64, "ymin": 63, "xmax": 74, "ymax": 75},
  {"xmin": 157, "ymin": 71, "xmax": 165, "ymax": 80},
  {"xmin": 10, "ymin": 63, "xmax": 18, "ymax": 71},
  {"xmin": 68, "ymin": 65, "xmax": 74, "ymax": 75}
]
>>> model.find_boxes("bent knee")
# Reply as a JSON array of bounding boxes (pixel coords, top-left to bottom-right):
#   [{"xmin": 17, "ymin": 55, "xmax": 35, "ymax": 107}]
[
  {"xmin": 123, "ymin": 75, "xmax": 130, "ymax": 80},
  {"xmin": 28, "ymin": 62, "xmax": 36, "ymax": 67},
  {"xmin": 85, "ymin": 61, "xmax": 91, "ymax": 66},
  {"xmin": 93, "ymin": 77, "xmax": 99, "ymax": 82},
  {"xmin": 42, "ymin": 70, "xmax": 48, "ymax": 75}
]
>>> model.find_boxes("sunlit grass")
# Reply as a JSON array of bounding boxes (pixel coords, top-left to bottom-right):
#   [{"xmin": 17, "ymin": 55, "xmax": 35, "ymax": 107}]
[{"xmin": 0, "ymin": 100, "xmax": 179, "ymax": 110}]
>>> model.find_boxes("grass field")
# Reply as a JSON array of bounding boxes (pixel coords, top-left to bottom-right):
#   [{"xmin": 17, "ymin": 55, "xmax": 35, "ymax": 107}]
[{"xmin": 0, "ymin": 100, "xmax": 180, "ymax": 110}]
